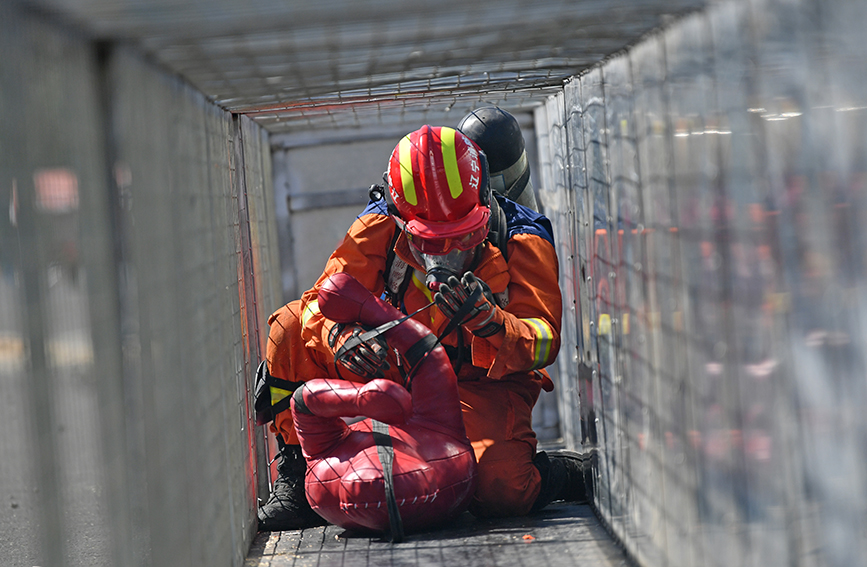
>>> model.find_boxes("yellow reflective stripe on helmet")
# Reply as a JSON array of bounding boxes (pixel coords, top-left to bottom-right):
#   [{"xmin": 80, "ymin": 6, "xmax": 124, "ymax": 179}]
[
  {"xmin": 398, "ymin": 135, "xmax": 418, "ymax": 205},
  {"xmin": 301, "ymin": 299, "xmax": 320, "ymax": 327},
  {"xmin": 440, "ymin": 127, "xmax": 464, "ymax": 199},
  {"xmin": 270, "ymin": 385, "xmax": 292, "ymax": 406},
  {"xmin": 522, "ymin": 317, "xmax": 554, "ymax": 369}
]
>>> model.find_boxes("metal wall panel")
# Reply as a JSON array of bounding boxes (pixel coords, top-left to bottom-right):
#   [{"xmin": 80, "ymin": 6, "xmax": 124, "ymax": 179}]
[
  {"xmin": 0, "ymin": 6, "xmax": 275, "ymax": 566},
  {"xmin": 564, "ymin": 77, "xmax": 597, "ymax": 453},
  {"xmin": 536, "ymin": 0, "xmax": 867, "ymax": 565},
  {"xmin": 109, "ymin": 47, "xmax": 263, "ymax": 566},
  {"xmin": 579, "ymin": 65, "xmax": 622, "ymax": 526},
  {"xmin": 625, "ymin": 35, "xmax": 671, "ymax": 567},
  {"xmin": 0, "ymin": 8, "xmax": 113, "ymax": 566},
  {"xmin": 665, "ymin": 13, "xmax": 735, "ymax": 567},
  {"xmin": 239, "ymin": 116, "xmax": 283, "ymax": 499},
  {"xmin": 747, "ymin": 0, "xmax": 867, "ymax": 564},
  {"xmin": 537, "ymin": 93, "xmax": 583, "ymax": 448}
]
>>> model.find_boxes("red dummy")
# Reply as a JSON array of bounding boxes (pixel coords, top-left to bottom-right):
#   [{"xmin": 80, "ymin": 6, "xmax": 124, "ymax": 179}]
[{"xmin": 291, "ymin": 273, "xmax": 477, "ymax": 538}]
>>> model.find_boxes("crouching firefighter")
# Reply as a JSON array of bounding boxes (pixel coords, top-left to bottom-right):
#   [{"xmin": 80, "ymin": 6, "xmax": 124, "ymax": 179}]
[{"xmin": 256, "ymin": 125, "xmax": 595, "ymax": 532}]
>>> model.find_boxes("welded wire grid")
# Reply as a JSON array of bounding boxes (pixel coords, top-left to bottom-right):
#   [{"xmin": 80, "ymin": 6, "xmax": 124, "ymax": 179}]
[
  {"xmin": 536, "ymin": 0, "xmax": 867, "ymax": 566},
  {"xmin": 1, "ymin": 5, "xmax": 277, "ymax": 565},
  {"xmin": 35, "ymin": 0, "xmax": 707, "ymax": 134}
]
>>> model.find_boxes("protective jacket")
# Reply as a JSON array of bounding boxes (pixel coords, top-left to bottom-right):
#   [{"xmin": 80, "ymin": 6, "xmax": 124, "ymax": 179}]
[{"xmin": 298, "ymin": 195, "xmax": 562, "ymax": 388}]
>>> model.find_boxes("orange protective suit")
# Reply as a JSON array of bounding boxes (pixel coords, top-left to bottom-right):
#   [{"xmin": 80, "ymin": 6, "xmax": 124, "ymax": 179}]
[{"xmin": 267, "ymin": 196, "xmax": 561, "ymax": 517}]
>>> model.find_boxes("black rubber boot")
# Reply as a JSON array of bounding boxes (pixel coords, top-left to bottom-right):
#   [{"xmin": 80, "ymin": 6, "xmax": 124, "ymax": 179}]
[
  {"xmin": 531, "ymin": 449, "xmax": 596, "ymax": 512},
  {"xmin": 258, "ymin": 441, "xmax": 328, "ymax": 531}
]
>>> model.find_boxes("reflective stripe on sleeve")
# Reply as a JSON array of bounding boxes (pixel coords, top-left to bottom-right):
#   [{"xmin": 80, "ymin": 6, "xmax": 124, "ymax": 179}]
[
  {"xmin": 301, "ymin": 299, "xmax": 320, "ymax": 327},
  {"xmin": 522, "ymin": 317, "xmax": 555, "ymax": 369}
]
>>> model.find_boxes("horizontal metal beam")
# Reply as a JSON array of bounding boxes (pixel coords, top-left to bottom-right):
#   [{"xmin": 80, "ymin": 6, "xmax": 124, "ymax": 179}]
[{"xmin": 287, "ymin": 187, "xmax": 371, "ymax": 212}]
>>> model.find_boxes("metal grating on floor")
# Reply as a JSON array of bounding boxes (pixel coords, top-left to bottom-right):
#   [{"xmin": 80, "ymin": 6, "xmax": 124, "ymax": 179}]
[{"xmin": 245, "ymin": 503, "xmax": 629, "ymax": 567}]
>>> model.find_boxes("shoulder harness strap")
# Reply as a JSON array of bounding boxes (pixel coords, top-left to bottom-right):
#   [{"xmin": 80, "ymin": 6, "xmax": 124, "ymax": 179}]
[
  {"xmin": 487, "ymin": 196, "xmax": 509, "ymax": 261},
  {"xmin": 383, "ymin": 227, "xmax": 408, "ymax": 307}
]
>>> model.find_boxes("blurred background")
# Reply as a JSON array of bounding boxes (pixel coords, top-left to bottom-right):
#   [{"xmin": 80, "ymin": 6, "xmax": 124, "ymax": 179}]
[{"xmin": 1, "ymin": 0, "xmax": 866, "ymax": 565}]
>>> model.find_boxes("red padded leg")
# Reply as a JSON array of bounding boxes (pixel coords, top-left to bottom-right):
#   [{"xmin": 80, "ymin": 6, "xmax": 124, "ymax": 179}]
[
  {"xmin": 300, "ymin": 378, "xmax": 412, "ymax": 424},
  {"xmin": 291, "ymin": 395, "xmax": 348, "ymax": 460}
]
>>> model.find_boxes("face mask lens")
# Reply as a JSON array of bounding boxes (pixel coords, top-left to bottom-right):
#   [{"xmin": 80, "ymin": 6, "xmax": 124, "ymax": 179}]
[{"xmin": 406, "ymin": 225, "xmax": 487, "ymax": 255}]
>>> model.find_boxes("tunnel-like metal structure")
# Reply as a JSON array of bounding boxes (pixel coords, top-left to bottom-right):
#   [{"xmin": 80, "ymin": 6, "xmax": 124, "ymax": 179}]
[{"xmin": 2, "ymin": 1, "xmax": 866, "ymax": 566}]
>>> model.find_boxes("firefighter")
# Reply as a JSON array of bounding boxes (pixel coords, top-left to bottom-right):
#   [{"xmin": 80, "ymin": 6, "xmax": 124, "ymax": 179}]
[
  {"xmin": 257, "ymin": 125, "xmax": 594, "ymax": 531},
  {"xmin": 457, "ymin": 106, "xmax": 539, "ymax": 211}
]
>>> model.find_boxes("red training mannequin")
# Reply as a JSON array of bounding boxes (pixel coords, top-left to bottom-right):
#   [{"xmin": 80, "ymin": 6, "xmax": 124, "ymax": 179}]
[{"xmin": 291, "ymin": 272, "xmax": 477, "ymax": 535}]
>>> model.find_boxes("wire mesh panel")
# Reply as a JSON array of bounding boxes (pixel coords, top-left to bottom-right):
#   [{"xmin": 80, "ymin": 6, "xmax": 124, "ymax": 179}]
[
  {"xmin": 107, "ymin": 47, "xmax": 266, "ymax": 566},
  {"xmin": 0, "ymin": 8, "xmax": 113, "ymax": 566},
  {"xmin": 237, "ymin": 116, "xmax": 283, "ymax": 500},
  {"xmin": 666, "ymin": 13, "xmax": 743, "ymax": 567},
  {"xmin": 564, "ymin": 78, "xmax": 599, "ymax": 454},
  {"xmin": 707, "ymin": 2, "xmax": 797, "ymax": 564},
  {"xmin": 535, "ymin": 0, "xmax": 867, "ymax": 566},
  {"xmin": 626, "ymin": 34, "xmax": 672, "ymax": 567},
  {"xmin": 605, "ymin": 53, "xmax": 669, "ymax": 567},
  {"xmin": 747, "ymin": 0, "xmax": 867, "ymax": 564},
  {"xmin": 578, "ymin": 65, "xmax": 624, "ymax": 528},
  {"xmin": 536, "ymin": 93, "xmax": 583, "ymax": 449},
  {"xmin": 0, "ymin": 6, "xmax": 274, "ymax": 566}
]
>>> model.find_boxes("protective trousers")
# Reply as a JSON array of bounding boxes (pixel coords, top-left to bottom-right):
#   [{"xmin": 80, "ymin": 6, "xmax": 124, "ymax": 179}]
[{"xmin": 267, "ymin": 300, "xmax": 543, "ymax": 518}]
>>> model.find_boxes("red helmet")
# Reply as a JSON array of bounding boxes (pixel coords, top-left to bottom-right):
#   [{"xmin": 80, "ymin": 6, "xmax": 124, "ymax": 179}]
[{"xmin": 387, "ymin": 125, "xmax": 491, "ymax": 255}]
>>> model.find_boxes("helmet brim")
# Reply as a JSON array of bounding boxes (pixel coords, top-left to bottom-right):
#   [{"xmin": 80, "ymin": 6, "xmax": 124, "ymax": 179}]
[{"xmin": 404, "ymin": 203, "xmax": 490, "ymax": 242}]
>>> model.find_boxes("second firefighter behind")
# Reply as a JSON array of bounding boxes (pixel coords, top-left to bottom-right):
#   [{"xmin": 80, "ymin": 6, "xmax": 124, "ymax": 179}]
[{"xmin": 258, "ymin": 121, "xmax": 594, "ymax": 531}]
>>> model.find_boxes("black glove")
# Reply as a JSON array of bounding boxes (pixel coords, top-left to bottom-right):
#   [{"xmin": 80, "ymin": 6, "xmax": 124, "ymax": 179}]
[
  {"xmin": 329, "ymin": 323, "xmax": 391, "ymax": 379},
  {"xmin": 433, "ymin": 273, "xmax": 505, "ymax": 338}
]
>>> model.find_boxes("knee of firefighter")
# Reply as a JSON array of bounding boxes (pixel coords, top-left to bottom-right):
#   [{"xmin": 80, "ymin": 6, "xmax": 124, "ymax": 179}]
[
  {"xmin": 470, "ymin": 451, "xmax": 540, "ymax": 518},
  {"xmin": 266, "ymin": 300, "xmax": 304, "ymax": 376}
]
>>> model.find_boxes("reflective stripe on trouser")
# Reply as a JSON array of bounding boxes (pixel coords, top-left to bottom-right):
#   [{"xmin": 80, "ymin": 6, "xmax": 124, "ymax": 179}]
[{"xmin": 458, "ymin": 377, "xmax": 542, "ymax": 518}]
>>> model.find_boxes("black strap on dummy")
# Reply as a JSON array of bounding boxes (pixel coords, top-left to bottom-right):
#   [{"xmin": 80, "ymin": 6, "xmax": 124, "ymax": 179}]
[
  {"xmin": 402, "ymin": 284, "xmax": 483, "ymax": 390},
  {"xmin": 328, "ymin": 273, "xmax": 483, "ymax": 389},
  {"xmin": 365, "ymin": 288, "xmax": 483, "ymax": 543},
  {"xmin": 330, "ymin": 302, "xmax": 435, "ymax": 382},
  {"xmin": 371, "ymin": 419, "xmax": 404, "ymax": 543}
]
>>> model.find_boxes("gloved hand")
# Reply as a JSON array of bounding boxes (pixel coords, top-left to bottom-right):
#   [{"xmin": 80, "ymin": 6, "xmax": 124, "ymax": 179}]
[
  {"xmin": 434, "ymin": 272, "xmax": 505, "ymax": 338},
  {"xmin": 328, "ymin": 324, "xmax": 391, "ymax": 379}
]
